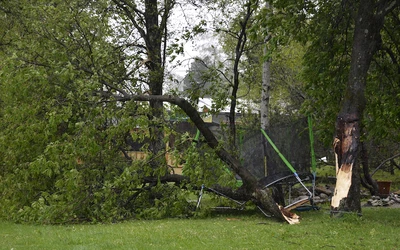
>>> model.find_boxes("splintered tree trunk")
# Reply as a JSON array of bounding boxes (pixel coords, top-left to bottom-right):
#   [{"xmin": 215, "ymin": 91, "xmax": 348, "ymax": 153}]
[
  {"xmin": 254, "ymin": 188, "xmax": 300, "ymax": 224},
  {"xmin": 331, "ymin": 117, "xmax": 362, "ymax": 214},
  {"xmin": 331, "ymin": 0, "xmax": 388, "ymax": 214}
]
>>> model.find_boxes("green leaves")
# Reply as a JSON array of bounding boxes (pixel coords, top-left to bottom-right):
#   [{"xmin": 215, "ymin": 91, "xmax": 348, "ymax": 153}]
[{"xmin": 0, "ymin": 0, "xmax": 133, "ymax": 223}]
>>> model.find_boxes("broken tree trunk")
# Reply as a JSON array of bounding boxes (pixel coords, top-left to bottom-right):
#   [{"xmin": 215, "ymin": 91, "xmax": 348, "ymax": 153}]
[
  {"xmin": 331, "ymin": 116, "xmax": 362, "ymax": 214},
  {"xmin": 330, "ymin": 0, "xmax": 394, "ymax": 215},
  {"xmin": 254, "ymin": 188, "xmax": 300, "ymax": 224}
]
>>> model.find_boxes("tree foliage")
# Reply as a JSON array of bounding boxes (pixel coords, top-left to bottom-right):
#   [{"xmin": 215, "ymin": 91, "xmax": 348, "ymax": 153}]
[
  {"xmin": 0, "ymin": 0, "xmax": 269, "ymax": 224},
  {"xmin": 0, "ymin": 0, "xmax": 198, "ymax": 223}
]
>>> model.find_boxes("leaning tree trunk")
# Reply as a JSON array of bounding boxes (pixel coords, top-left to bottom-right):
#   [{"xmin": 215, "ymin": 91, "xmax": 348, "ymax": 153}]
[
  {"xmin": 331, "ymin": 0, "xmax": 390, "ymax": 214},
  {"xmin": 111, "ymin": 94, "xmax": 300, "ymax": 223}
]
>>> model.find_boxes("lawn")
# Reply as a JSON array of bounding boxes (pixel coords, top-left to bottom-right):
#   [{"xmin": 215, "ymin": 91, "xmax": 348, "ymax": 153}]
[{"xmin": 1, "ymin": 206, "xmax": 399, "ymax": 250}]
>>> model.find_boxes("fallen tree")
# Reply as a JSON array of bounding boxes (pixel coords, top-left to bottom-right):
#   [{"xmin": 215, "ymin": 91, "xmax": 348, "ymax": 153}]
[{"xmin": 101, "ymin": 92, "xmax": 301, "ymax": 224}]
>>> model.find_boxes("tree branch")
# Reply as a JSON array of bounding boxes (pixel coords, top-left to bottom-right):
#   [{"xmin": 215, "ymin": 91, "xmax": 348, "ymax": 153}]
[
  {"xmin": 112, "ymin": 0, "xmax": 147, "ymax": 39},
  {"xmin": 371, "ymin": 153, "xmax": 400, "ymax": 176}
]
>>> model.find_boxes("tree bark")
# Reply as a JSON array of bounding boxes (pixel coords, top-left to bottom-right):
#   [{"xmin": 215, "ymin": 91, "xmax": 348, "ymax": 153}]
[
  {"xmin": 260, "ymin": 2, "xmax": 271, "ymax": 172},
  {"xmin": 144, "ymin": 0, "xmax": 165, "ymax": 168},
  {"xmin": 331, "ymin": 0, "xmax": 395, "ymax": 214}
]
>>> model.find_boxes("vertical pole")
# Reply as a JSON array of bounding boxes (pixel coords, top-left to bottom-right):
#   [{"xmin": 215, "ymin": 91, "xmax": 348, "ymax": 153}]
[{"xmin": 308, "ymin": 116, "xmax": 317, "ymax": 199}]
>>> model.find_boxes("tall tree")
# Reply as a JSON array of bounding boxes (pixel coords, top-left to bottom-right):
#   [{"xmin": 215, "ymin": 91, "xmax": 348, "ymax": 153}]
[
  {"xmin": 331, "ymin": 0, "xmax": 399, "ymax": 214},
  {"xmin": 268, "ymin": 0, "xmax": 399, "ymax": 213},
  {"xmin": 201, "ymin": 0, "xmax": 261, "ymax": 149},
  {"xmin": 260, "ymin": 1, "xmax": 271, "ymax": 138},
  {"xmin": 111, "ymin": 0, "xmax": 175, "ymax": 169}
]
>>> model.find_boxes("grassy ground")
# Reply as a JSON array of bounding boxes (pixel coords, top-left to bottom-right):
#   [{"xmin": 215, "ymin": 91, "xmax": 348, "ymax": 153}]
[{"xmin": 1, "ymin": 206, "xmax": 399, "ymax": 250}]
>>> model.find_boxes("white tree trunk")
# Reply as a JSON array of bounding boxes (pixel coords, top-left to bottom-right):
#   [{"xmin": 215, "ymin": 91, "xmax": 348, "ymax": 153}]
[
  {"xmin": 261, "ymin": 50, "xmax": 271, "ymax": 130},
  {"xmin": 261, "ymin": 2, "xmax": 272, "ymax": 177}
]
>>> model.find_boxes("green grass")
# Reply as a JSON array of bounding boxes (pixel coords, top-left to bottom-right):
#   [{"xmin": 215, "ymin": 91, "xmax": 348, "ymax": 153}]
[{"xmin": 1, "ymin": 207, "xmax": 399, "ymax": 250}]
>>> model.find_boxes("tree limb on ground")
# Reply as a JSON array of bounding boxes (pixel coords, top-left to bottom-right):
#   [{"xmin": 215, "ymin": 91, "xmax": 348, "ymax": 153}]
[{"xmin": 98, "ymin": 92, "xmax": 300, "ymax": 223}]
